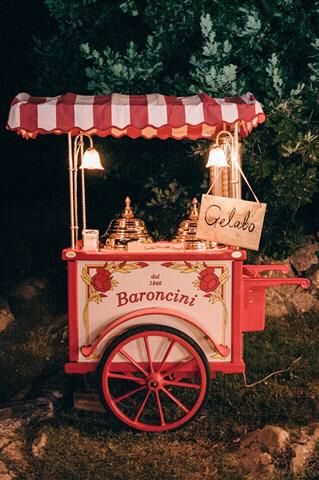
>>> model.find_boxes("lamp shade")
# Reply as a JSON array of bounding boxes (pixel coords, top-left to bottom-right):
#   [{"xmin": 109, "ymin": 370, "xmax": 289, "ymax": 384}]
[
  {"xmin": 205, "ymin": 146, "xmax": 229, "ymax": 168},
  {"xmin": 80, "ymin": 147, "xmax": 104, "ymax": 170}
]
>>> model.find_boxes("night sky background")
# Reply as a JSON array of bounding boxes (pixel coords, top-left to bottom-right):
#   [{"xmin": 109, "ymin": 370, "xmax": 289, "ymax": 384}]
[
  {"xmin": 1, "ymin": 1, "xmax": 76, "ymax": 288},
  {"xmin": 0, "ymin": 0, "xmax": 200, "ymax": 291},
  {"xmin": 1, "ymin": 1, "xmax": 318, "ymax": 294}
]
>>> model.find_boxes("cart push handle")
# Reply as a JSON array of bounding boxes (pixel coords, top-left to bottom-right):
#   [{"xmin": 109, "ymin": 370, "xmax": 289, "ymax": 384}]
[
  {"xmin": 243, "ymin": 264, "xmax": 310, "ymax": 289},
  {"xmin": 243, "ymin": 264, "xmax": 289, "ymax": 276},
  {"xmin": 241, "ymin": 265, "xmax": 310, "ymax": 332},
  {"xmin": 243, "ymin": 276, "xmax": 310, "ymax": 289}
]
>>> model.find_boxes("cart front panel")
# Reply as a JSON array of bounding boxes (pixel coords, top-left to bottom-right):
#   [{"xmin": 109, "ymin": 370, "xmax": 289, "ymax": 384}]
[{"xmin": 74, "ymin": 258, "xmax": 233, "ymax": 364}]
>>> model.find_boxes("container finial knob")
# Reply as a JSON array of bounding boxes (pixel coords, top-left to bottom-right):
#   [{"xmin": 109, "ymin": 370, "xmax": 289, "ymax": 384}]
[
  {"xmin": 189, "ymin": 198, "xmax": 199, "ymax": 220},
  {"xmin": 123, "ymin": 196, "xmax": 134, "ymax": 218}
]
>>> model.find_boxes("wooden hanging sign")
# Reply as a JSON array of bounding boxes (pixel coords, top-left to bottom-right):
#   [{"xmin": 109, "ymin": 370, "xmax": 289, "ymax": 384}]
[{"xmin": 196, "ymin": 194, "xmax": 267, "ymax": 251}]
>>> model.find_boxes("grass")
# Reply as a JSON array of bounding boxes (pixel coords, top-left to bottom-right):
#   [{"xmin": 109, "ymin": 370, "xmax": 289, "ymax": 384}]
[
  {"xmin": 31, "ymin": 422, "xmax": 241, "ymax": 480},
  {"xmin": 0, "ymin": 279, "xmax": 319, "ymax": 479}
]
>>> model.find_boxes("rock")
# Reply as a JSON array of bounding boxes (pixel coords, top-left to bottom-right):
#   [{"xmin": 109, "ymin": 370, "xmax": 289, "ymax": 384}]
[
  {"xmin": 15, "ymin": 277, "xmax": 47, "ymax": 301},
  {"xmin": 259, "ymin": 452, "xmax": 272, "ymax": 466},
  {"xmin": 2, "ymin": 439, "xmax": 26, "ymax": 465},
  {"xmin": 0, "ymin": 369, "xmax": 67, "ymax": 477},
  {"xmin": 0, "ymin": 420, "xmax": 29, "ymax": 479},
  {"xmin": 266, "ymin": 283, "xmax": 319, "ymax": 316},
  {"xmin": 0, "ymin": 298, "xmax": 15, "ymax": 332},
  {"xmin": 305, "ymin": 265, "xmax": 319, "ymax": 292},
  {"xmin": 32, "ymin": 431, "xmax": 48, "ymax": 458},
  {"xmin": 233, "ymin": 447, "xmax": 275, "ymax": 479},
  {"xmin": 0, "ymin": 460, "xmax": 14, "ymax": 480},
  {"xmin": 257, "ymin": 245, "xmax": 319, "ymax": 316},
  {"xmin": 309, "ymin": 422, "xmax": 319, "ymax": 441},
  {"xmin": 290, "ymin": 443, "xmax": 314, "ymax": 473},
  {"xmin": 240, "ymin": 425, "xmax": 290, "ymax": 454},
  {"xmin": 15, "ymin": 283, "xmax": 38, "ymax": 300},
  {"xmin": 231, "ymin": 426, "xmax": 289, "ymax": 479},
  {"xmin": 289, "ymin": 242, "xmax": 318, "ymax": 273},
  {"xmin": 266, "ymin": 289, "xmax": 289, "ymax": 317},
  {"xmin": 289, "ymin": 424, "xmax": 319, "ymax": 474},
  {"xmin": 290, "ymin": 289, "xmax": 319, "ymax": 313},
  {"xmin": 0, "ymin": 388, "xmax": 64, "ymax": 479},
  {"xmin": 0, "ymin": 397, "xmax": 55, "ymax": 423}
]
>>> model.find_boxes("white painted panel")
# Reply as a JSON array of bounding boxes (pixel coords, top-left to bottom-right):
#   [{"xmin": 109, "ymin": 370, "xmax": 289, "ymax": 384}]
[
  {"xmin": 111, "ymin": 93, "xmax": 131, "ymax": 129},
  {"xmin": 75, "ymin": 95, "xmax": 95, "ymax": 130},
  {"xmin": 147, "ymin": 94, "xmax": 167, "ymax": 127}
]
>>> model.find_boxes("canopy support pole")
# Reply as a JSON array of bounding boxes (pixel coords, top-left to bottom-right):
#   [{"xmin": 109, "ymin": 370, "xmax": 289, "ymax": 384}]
[
  {"xmin": 70, "ymin": 133, "xmax": 89, "ymax": 248},
  {"xmin": 68, "ymin": 132, "xmax": 75, "ymax": 249},
  {"xmin": 73, "ymin": 138, "xmax": 79, "ymax": 244},
  {"xmin": 231, "ymin": 122, "xmax": 241, "ymax": 199},
  {"xmin": 80, "ymin": 134, "xmax": 87, "ymax": 232}
]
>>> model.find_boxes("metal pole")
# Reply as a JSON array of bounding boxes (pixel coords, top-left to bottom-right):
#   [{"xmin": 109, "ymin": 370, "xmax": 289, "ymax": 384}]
[
  {"xmin": 209, "ymin": 166, "xmax": 215, "ymax": 194},
  {"xmin": 231, "ymin": 122, "xmax": 241, "ymax": 199},
  {"xmin": 73, "ymin": 135, "xmax": 80, "ymax": 244},
  {"xmin": 68, "ymin": 132, "xmax": 75, "ymax": 249},
  {"xmin": 80, "ymin": 133, "xmax": 87, "ymax": 232}
]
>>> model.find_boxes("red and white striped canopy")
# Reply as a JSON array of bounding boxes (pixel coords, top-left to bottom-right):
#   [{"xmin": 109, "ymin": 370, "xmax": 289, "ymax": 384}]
[{"xmin": 7, "ymin": 91, "xmax": 265, "ymax": 140}]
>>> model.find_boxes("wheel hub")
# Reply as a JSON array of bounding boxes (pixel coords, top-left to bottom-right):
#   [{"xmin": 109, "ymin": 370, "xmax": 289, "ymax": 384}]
[{"xmin": 147, "ymin": 373, "xmax": 163, "ymax": 391}]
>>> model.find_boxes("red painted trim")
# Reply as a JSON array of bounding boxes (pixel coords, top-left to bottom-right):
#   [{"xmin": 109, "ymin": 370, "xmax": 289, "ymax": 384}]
[
  {"xmin": 81, "ymin": 307, "xmax": 230, "ymax": 359},
  {"xmin": 210, "ymin": 362, "xmax": 245, "ymax": 374},
  {"xmin": 67, "ymin": 261, "xmax": 79, "ymax": 361},
  {"xmin": 64, "ymin": 362, "xmax": 97, "ymax": 374},
  {"xmin": 62, "ymin": 247, "xmax": 247, "ymax": 262},
  {"xmin": 231, "ymin": 261, "xmax": 243, "ymax": 365}
]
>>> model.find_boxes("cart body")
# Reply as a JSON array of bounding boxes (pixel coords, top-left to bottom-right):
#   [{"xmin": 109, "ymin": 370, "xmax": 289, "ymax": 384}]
[{"xmin": 62, "ymin": 247, "xmax": 308, "ymax": 376}]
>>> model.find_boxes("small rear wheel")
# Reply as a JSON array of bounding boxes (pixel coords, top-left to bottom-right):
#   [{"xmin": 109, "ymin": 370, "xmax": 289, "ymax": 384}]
[{"xmin": 98, "ymin": 324, "xmax": 210, "ymax": 432}]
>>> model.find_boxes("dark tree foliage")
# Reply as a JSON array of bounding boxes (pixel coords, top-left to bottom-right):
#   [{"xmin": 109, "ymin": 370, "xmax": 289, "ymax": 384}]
[{"xmin": 33, "ymin": 0, "xmax": 319, "ymax": 255}]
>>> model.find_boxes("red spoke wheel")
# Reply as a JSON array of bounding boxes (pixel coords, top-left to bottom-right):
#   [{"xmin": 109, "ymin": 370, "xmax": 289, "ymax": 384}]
[{"xmin": 98, "ymin": 325, "xmax": 210, "ymax": 432}]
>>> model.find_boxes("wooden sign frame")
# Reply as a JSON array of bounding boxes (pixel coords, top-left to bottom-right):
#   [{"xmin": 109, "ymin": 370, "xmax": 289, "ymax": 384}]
[{"xmin": 196, "ymin": 194, "xmax": 267, "ymax": 251}]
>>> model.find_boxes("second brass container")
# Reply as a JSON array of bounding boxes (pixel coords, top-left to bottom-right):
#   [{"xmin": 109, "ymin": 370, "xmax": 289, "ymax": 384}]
[
  {"xmin": 104, "ymin": 197, "xmax": 153, "ymax": 249},
  {"xmin": 173, "ymin": 198, "xmax": 213, "ymax": 249}
]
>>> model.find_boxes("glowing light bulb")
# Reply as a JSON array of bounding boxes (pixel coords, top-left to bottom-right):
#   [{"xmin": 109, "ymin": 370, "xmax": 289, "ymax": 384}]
[
  {"xmin": 205, "ymin": 146, "xmax": 229, "ymax": 168},
  {"xmin": 80, "ymin": 147, "xmax": 104, "ymax": 170}
]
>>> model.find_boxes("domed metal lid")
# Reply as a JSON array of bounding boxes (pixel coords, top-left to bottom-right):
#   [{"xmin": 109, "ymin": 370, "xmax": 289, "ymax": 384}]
[
  {"xmin": 173, "ymin": 198, "xmax": 212, "ymax": 249},
  {"xmin": 105, "ymin": 196, "xmax": 153, "ymax": 249}
]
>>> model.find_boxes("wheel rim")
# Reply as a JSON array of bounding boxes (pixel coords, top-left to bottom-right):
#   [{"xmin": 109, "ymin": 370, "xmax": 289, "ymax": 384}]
[{"xmin": 100, "ymin": 328, "xmax": 208, "ymax": 432}]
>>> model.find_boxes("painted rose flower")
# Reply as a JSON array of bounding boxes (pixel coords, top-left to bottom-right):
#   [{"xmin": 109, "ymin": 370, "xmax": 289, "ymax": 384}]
[
  {"xmin": 199, "ymin": 267, "xmax": 219, "ymax": 293},
  {"xmin": 91, "ymin": 268, "xmax": 112, "ymax": 292}
]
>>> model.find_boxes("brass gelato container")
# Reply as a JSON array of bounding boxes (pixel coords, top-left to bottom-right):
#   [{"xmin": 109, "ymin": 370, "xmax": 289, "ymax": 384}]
[
  {"xmin": 173, "ymin": 198, "xmax": 214, "ymax": 249},
  {"xmin": 104, "ymin": 197, "xmax": 153, "ymax": 249}
]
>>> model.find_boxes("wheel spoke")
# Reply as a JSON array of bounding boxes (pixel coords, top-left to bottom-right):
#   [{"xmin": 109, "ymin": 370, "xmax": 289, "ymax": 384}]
[
  {"xmin": 161, "ymin": 387, "xmax": 190, "ymax": 413},
  {"xmin": 164, "ymin": 380, "xmax": 201, "ymax": 389},
  {"xmin": 114, "ymin": 385, "xmax": 146, "ymax": 404},
  {"xmin": 119, "ymin": 349, "xmax": 148, "ymax": 376},
  {"xmin": 108, "ymin": 373, "xmax": 145, "ymax": 384},
  {"xmin": 157, "ymin": 339, "xmax": 176, "ymax": 372},
  {"xmin": 144, "ymin": 336, "xmax": 154, "ymax": 373},
  {"xmin": 134, "ymin": 390, "xmax": 152, "ymax": 423},
  {"xmin": 162, "ymin": 357, "xmax": 195, "ymax": 378},
  {"xmin": 155, "ymin": 390, "xmax": 165, "ymax": 426}
]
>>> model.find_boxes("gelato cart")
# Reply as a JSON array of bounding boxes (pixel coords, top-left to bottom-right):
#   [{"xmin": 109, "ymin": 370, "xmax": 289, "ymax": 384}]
[{"xmin": 7, "ymin": 92, "xmax": 309, "ymax": 432}]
